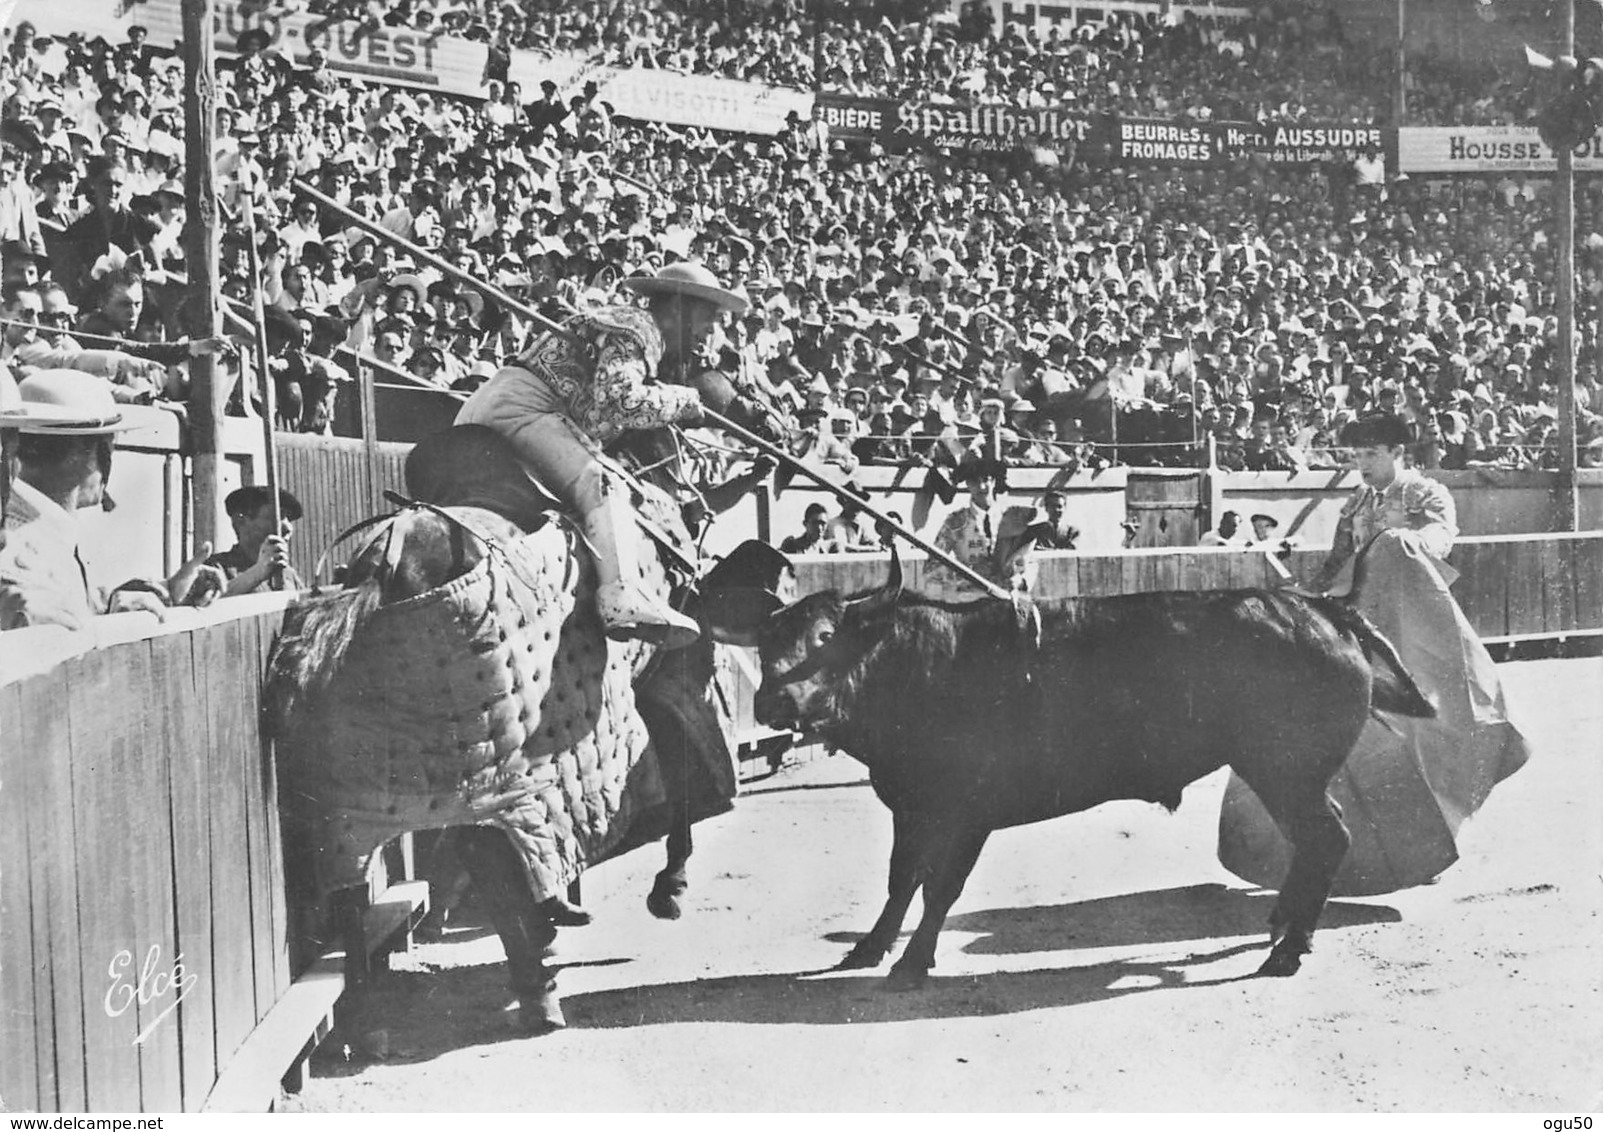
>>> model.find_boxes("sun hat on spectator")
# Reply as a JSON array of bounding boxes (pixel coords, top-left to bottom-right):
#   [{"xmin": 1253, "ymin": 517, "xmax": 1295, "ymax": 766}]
[
  {"xmin": 387, "ymin": 273, "xmax": 429, "ymax": 306},
  {"xmin": 621, "ymin": 262, "xmax": 749, "ymax": 314},
  {"xmin": 11, "ymin": 371, "xmax": 141, "ymax": 435}
]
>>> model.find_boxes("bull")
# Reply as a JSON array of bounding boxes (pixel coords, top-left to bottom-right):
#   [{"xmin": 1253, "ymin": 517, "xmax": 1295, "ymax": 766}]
[{"xmin": 732, "ymin": 551, "xmax": 1434, "ymax": 986}]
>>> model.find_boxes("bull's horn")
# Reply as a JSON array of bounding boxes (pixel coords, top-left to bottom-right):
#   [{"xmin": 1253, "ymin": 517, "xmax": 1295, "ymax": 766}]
[
  {"xmin": 846, "ymin": 543, "xmax": 904, "ymax": 616},
  {"xmin": 884, "ymin": 541, "xmax": 904, "ymax": 596}
]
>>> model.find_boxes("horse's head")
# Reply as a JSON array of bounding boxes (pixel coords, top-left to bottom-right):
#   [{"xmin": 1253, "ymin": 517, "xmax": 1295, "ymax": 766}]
[{"xmin": 270, "ymin": 503, "xmax": 524, "ymax": 730}]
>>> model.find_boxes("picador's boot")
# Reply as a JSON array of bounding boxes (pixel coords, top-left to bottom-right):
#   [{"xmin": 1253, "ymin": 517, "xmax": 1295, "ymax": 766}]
[{"xmin": 584, "ymin": 481, "xmax": 699, "ymax": 650}]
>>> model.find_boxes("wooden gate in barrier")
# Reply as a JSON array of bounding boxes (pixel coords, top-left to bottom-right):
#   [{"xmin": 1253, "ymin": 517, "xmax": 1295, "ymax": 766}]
[{"xmin": 1124, "ymin": 470, "xmax": 1217, "ymax": 548}]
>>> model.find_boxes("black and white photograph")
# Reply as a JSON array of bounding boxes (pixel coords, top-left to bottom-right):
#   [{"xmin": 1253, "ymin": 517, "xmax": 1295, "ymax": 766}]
[{"xmin": 0, "ymin": 0, "xmax": 1599, "ymax": 1113}]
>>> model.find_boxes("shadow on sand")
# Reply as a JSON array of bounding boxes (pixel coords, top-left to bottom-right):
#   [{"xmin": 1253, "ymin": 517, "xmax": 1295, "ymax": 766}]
[
  {"xmin": 310, "ymin": 883, "xmax": 1399, "ymax": 1073},
  {"xmin": 937, "ymin": 882, "xmax": 1399, "ymax": 955}
]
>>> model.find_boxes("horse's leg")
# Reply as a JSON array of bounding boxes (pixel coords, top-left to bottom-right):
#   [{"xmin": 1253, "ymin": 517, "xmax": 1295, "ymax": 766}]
[
  {"xmin": 635, "ymin": 692, "xmax": 696, "ymax": 921},
  {"xmin": 453, "ymin": 825, "xmax": 565, "ymax": 1033},
  {"xmin": 837, "ymin": 808, "xmax": 930, "ymax": 970},
  {"xmin": 886, "ymin": 820, "xmax": 992, "ymax": 991},
  {"xmin": 647, "ymin": 759, "xmax": 693, "ymax": 921}
]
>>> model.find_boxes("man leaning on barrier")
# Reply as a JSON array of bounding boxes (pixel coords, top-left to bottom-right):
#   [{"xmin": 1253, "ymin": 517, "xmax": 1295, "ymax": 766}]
[{"xmin": 0, "ymin": 370, "xmax": 223, "ymax": 631}]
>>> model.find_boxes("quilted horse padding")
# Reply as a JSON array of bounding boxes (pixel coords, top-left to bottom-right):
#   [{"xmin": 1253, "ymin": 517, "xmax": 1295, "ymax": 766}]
[{"xmin": 274, "ymin": 510, "xmax": 737, "ymax": 904}]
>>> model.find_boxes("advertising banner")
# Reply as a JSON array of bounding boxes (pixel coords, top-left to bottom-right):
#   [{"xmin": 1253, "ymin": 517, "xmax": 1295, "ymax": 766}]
[
  {"xmin": 1217, "ymin": 122, "xmax": 1385, "ymax": 164},
  {"xmin": 10, "ymin": 0, "xmax": 493, "ymax": 98},
  {"xmin": 1395, "ymin": 125, "xmax": 1603, "ymax": 173},
  {"xmin": 988, "ymin": 0, "xmax": 1249, "ymax": 35},
  {"xmin": 815, "ymin": 93, "xmax": 1090, "ymax": 153},
  {"xmin": 1111, "ymin": 118, "xmax": 1381, "ymax": 166},
  {"xmin": 509, "ymin": 56, "xmax": 812, "ymax": 134},
  {"xmin": 598, "ymin": 69, "xmax": 812, "ymax": 135}
]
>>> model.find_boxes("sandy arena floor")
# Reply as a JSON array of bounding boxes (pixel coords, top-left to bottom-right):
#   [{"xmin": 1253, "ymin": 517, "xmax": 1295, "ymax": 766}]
[{"xmin": 286, "ymin": 657, "xmax": 1602, "ymax": 1112}]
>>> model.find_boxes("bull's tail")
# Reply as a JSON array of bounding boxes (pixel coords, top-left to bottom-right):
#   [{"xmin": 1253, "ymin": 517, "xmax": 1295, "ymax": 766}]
[
  {"xmin": 1318, "ymin": 599, "xmax": 1436, "ymax": 719},
  {"xmin": 266, "ymin": 577, "xmax": 385, "ymax": 729}
]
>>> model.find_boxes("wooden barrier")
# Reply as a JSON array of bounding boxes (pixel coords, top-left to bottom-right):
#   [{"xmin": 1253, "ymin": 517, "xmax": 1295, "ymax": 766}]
[
  {"xmin": 787, "ymin": 532, "xmax": 1603, "ymax": 643},
  {"xmin": 276, "ymin": 435, "xmax": 410, "ymax": 586},
  {"xmin": 0, "ymin": 597, "xmax": 291, "ymax": 1112},
  {"xmin": 0, "ymin": 595, "xmax": 421, "ymax": 1113}
]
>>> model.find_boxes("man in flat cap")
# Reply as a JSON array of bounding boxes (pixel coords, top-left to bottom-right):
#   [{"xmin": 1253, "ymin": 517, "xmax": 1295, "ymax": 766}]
[{"xmin": 205, "ymin": 485, "xmax": 304, "ymax": 596}]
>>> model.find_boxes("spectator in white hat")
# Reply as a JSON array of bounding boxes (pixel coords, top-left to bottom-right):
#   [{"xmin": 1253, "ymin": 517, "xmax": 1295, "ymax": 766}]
[{"xmin": 0, "ymin": 370, "xmax": 222, "ymax": 630}]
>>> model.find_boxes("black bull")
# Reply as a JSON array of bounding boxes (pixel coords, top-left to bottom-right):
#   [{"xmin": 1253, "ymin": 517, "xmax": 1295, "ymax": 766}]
[{"xmin": 729, "ymin": 554, "xmax": 1435, "ymax": 985}]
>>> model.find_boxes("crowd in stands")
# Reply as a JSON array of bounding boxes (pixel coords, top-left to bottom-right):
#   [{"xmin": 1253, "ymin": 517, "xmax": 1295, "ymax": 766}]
[{"xmin": 2, "ymin": 0, "xmax": 1602, "ymax": 485}]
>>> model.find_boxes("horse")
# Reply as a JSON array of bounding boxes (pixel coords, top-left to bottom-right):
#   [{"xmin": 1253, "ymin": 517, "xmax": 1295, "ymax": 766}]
[{"xmin": 268, "ymin": 424, "xmax": 781, "ymax": 1032}]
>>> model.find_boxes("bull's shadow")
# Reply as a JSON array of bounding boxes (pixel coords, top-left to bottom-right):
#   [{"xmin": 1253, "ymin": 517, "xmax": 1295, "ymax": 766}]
[
  {"xmin": 936, "ymin": 883, "xmax": 1399, "ymax": 956},
  {"xmin": 308, "ymin": 884, "xmax": 1400, "ymax": 1070},
  {"xmin": 564, "ymin": 883, "xmax": 1398, "ymax": 1031}
]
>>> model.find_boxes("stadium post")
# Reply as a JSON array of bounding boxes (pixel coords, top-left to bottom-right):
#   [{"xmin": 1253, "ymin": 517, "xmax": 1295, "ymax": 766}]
[
  {"xmin": 1557, "ymin": 0, "xmax": 1580, "ymax": 531},
  {"xmin": 182, "ymin": 0, "xmax": 225, "ymax": 553}
]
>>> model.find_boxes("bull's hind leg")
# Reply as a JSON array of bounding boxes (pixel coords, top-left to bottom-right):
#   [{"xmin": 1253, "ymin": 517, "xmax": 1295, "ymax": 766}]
[
  {"xmin": 838, "ymin": 809, "xmax": 930, "ymax": 970},
  {"xmin": 887, "ymin": 822, "xmax": 992, "ymax": 991},
  {"xmin": 1249, "ymin": 784, "xmax": 1351, "ymax": 978},
  {"xmin": 455, "ymin": 825, "xmax": 565, "ymax": 1033}
]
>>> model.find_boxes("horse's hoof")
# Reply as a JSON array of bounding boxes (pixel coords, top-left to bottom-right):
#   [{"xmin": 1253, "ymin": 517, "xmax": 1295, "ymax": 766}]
[
  {"xmin": 514, "ymin": 989, "xmax": 567, "ymax": 1034},
  {"xmin": 834, "ymin": 943, "xmax": 887, "ymax": 971},
  {"xmin": 1256, "ymin": 948, "xmax": 1303, "ymax": 978},
  {"xmin": 540, "ymin": 895, "xmax": 592, "ymax": 928},
  {"xmin": 646, "ymin": 889, "xmax": 683, "ymax": 920},
  {"xmin": 884, "ymin": 965, "xmax": 928, "ymax": 992}
]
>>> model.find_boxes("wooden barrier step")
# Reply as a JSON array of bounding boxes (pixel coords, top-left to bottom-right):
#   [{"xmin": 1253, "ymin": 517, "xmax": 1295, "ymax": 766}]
[{"xmin": 199, "ymin": 880, "xmax": 429, "ymax": 1114}]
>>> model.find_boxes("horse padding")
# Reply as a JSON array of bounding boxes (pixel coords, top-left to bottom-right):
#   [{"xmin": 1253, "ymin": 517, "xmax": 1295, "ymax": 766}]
[{"xmin": 276, "ymin": 518, "xmax": 677, "ymax": 903}]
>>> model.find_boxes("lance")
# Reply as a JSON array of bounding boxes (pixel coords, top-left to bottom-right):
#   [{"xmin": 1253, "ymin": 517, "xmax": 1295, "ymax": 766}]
[
  {"xmin": 240, "ymin": 181, "xmax": 286, "ymax": 588},
  {"xmin": 702, "ymin": 406, "xmax": 1010, "ymax": 599},
  {"xmin": 0, "ymin": 317, "xmax": 218, "ymax": 353},
  {"xmin": 292, "ymin": 178, "xmax": 581, "ymax": 346},
  {"xmin": 291, "ymin": 179, "xmax": 1013, "ymax": 601},
  {"xmin": 890, "ymin": 341, "xmax": 975, "ymax": 388}
]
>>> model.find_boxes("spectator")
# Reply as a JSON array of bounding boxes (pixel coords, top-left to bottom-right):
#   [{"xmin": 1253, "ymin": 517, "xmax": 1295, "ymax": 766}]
[
  {"xmin": 780, "ymin": 502, "xmax": 839, "ymax": 554},
  {"xmin": 1, "ymin": 282, "xmax": 166, "ymax": 401},
  {"xmin": 1014, "ymin": 488, "xmax": 1080, "ymax": 551},
  {"xmin": 0, "ymin": 370, "xmax": 221, "ymax": 629},
  {"xmin": 55, "ymin": 158, "xmax": 159, "ymax": 302},
  {"xmin": 1200, "ymin": 510, "xmax": 1244, "ymax": 547},
  {"xmin": 1246, "ymin": 513, "xmax": 1282, "ymax": 545},
  {"xmin": 205, "ymin": 485, "xmax": 304, "ymax": 596},
  {"xmin": 826, "ymin": 486, "xmax": 881, "ymax": 553}
]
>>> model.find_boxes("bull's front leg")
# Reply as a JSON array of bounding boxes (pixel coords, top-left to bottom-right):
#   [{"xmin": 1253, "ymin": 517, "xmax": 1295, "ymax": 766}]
[
  {"xmin": 838, "ymin": 809, "xmax": 930, "ymax": 970},
  {"xmin": 886, "ymin": 821, "xmax": 992, "ymax": 991}
]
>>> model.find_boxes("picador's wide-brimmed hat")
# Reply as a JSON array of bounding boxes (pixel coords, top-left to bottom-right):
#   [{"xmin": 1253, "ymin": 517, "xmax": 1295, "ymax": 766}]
[
  {"xmin": 621, "ymin": 261, "xmax": 750, "ymax": 315},
  {"xmin": 10, "ymin": 370, "xmax": 141, "ymax": 435}
]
